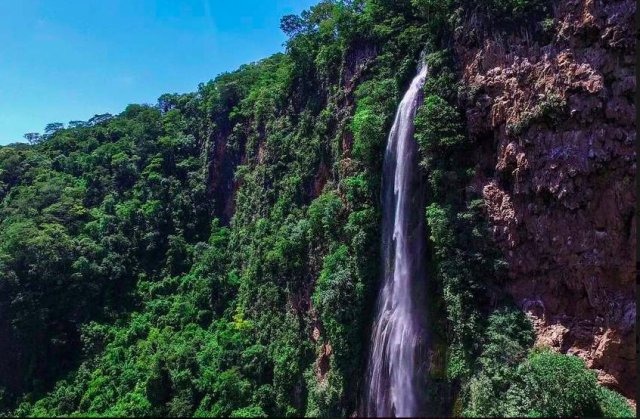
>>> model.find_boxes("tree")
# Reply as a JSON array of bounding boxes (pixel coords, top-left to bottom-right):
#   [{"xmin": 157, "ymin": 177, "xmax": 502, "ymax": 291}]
[
  {"xmin": 68, "ymin": 120, "xmax": 89, "ymax": 129},
  {"xmin": 280, "ymin": 14, "xmax": 305, "ymax": 37},
  {"xmin": 44, "ymin": 122, "xmax": 65, "ymax": 136},
  {"xmin": 157, "ymin": 93, "xmax": 179, "ymax": 113},
  {"xmin": 23, "ymin": 132, "xmax": 42, "ymax": 145},
  {"xmin": 88, "ymin": 113, "xmax": 113, "ymax": 126}
]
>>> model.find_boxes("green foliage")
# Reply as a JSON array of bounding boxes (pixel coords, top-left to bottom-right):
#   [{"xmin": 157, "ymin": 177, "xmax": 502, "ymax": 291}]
[
  {"xmin": 415, "ymin": 48, "xmax": 492, "ymax": 386},
  {"xmin": 313, "ymin": 246, "xmax": 360, "ymax": 366},
  {"xmin": 307, "ymin": 191, "xmax": 343, "ymax": 241},
  {"xmin": 597, "ymin": 387, "xmax": 635, "ymax": 418},
  {"xmin": 506, "ymin": 350, "xmax": 607, "ymax": 417},
  {"xmin": 0, "ymin": 0, "xmax": 614, "ymax": 417},
  {"xmin": 0, "ymin": 93, "xmax": 214, "ymax": 414},
  {"xmin": 540, "ymin": 17, "xmax": 555, "ymax": 33},
  {"xmin": 415, "ymin": 96, "xmax": 466, "ymax": 161},
  {"xmin": 506, "ymin": 93, "xmax": 567, "ymax": 136},
  {"xmin": 477, "ymin": 0, "xmax": 550, "ymax": 25},
  {"xmin": 352, "ymin": 108, "xmax": 386, "ymax": 167},
  {"xmin": 351, "ymin": 78, "xmax": 398, "ymax": 171},
  {"xmin": 464, "ymin": 347, "xmax": 634, "ymax": 418},
  {"xmin": 462, "ymin": 308, "xmax": 535, "ymax": 416},
  {"xmin": 230, "ymin": 405, "xmax": 267, "ymax": 418}
]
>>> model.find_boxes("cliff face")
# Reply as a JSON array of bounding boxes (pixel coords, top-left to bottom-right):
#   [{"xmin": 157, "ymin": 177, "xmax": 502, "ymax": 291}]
[
  {"xmin": 456, "ymin": 0, "xmax": 636, "ymax": 399},
  {"xmin": 200, "ymin": 0, "xmax": 637, "ymax": 402}
]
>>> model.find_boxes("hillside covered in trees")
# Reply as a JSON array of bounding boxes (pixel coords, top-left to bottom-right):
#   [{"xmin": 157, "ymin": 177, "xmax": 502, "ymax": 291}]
[{"xmin": 0, "ymin": 0, "xmax": 635, "ymax": 417}]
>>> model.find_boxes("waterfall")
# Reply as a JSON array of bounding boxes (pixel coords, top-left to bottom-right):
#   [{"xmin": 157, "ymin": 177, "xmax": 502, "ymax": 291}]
[{"xmin": 364, "ymin": 65, "xmax": 429, "ymax": 417}]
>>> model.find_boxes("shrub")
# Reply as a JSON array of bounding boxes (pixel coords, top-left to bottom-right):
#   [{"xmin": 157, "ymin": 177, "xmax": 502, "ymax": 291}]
[
  {"xmin": 230, "ymin": 405, "xmax": 267, "ymax": 417},
  {"xmin": 506, "ymin": 93, "xmax": 567, "ymax": 136},
  {"xmin": 597, "ymin": 387, "xmax": 634, "ymax": 418},
  {"xmin": 465, "ymin": 347, "xmax": 633, "ymax": 418},
  {"xmin": 414, "ymin": 95, "xmax": 467, "ymax": 168},
  {"xmin": 505, "ymin": 349, "xmax": 602, "ymax": 417},
  {"xmin": 463, "ymin": 308, "xmax": 534, "ymax": 417}
]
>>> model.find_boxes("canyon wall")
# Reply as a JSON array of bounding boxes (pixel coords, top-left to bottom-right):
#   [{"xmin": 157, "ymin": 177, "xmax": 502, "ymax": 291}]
[
  {"xmin": 456, "ymin": 0, "xmax": 636, "ymax": 399},
  {"xmin": 198, "ymin": 0, "xmax": 637, "ymax": 403}
]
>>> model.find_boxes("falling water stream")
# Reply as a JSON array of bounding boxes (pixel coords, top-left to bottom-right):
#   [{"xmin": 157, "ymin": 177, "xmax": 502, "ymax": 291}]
[{"xmin": 364, "ymin": 65, "xmax": 429, "ymax": 417}]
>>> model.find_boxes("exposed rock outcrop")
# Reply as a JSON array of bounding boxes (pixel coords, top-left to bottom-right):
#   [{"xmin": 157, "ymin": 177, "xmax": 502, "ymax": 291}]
[{"xmin": 456, "ymin": 0, "xmax": 636, "ymax": 399}]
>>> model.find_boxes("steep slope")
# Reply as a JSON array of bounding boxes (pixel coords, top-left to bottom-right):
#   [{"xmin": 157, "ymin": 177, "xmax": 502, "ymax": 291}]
[
  {"xmin": 455, "ymin": 0, "xmax": 636, "ymax": 398},
  {"xmin": 0, "ymin": 0, "xmax": 634, "ymax": 417}
]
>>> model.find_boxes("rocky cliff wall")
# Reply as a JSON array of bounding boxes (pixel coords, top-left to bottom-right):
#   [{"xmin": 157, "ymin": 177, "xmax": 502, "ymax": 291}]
[{"xmin": 456, "ymin": 0, "xmax": 636, "ymax": 399}]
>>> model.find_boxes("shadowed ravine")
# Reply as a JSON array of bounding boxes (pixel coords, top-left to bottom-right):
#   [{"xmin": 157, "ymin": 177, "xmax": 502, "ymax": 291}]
[{"xmin": 364, "ymin": 65, "xmax": 430, "ymax": 417}]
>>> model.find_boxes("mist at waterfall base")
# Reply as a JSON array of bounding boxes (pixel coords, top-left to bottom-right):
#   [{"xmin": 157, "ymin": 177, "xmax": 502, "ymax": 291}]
[{"xmin": 364, "ymin": 66, "xmax": 430, "ymax": 417}]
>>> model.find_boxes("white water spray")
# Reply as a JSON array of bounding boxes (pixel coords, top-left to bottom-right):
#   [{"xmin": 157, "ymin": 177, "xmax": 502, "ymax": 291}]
[{"xmin": 364, "ymin": 65, "xmax": 429, "ymax": 417}]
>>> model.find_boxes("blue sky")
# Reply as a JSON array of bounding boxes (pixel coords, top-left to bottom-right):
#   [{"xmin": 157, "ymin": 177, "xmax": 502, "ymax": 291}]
[{"xmin": 0, "ymin": 0, "xmax": 318, "ymax": 144}]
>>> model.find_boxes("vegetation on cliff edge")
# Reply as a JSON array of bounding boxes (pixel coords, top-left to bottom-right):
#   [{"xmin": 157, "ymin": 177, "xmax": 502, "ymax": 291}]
[{"xmin": 0, "ymin": 0, "xmax": 632, "ymax": 417}]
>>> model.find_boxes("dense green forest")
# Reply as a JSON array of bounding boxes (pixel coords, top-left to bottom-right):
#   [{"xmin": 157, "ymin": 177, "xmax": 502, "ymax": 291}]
[{"xmin": 0, "ymin": 0, "xmax": 633, "ymax": 417}]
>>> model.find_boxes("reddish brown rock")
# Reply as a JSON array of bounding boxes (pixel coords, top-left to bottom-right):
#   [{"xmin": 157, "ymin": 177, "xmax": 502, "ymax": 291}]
[{"xmin": 456, "ymin": 0, "xmax": 636, "ymax": 399}]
